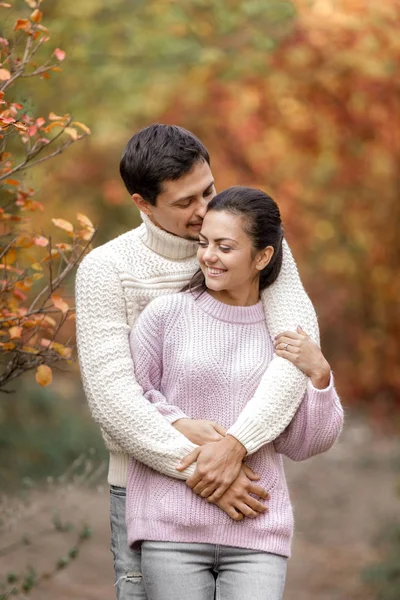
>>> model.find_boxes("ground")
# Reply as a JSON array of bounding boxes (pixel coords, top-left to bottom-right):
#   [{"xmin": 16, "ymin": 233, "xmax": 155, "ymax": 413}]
[{"xmin": 1, "ymin": 413, "xmax": 399, "ymax": 599}]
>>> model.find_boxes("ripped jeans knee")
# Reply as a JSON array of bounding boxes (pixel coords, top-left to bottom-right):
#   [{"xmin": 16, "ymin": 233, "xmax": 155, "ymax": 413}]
[{"xmin": 110, "ymin": 486, "xmax": 147, "ymax": 599}]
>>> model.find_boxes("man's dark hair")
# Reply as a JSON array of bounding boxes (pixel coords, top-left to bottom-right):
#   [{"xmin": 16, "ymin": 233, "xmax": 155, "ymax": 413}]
[{"xmin": 119, "ymin": 124, "xmax": 210, "ymax": 205}]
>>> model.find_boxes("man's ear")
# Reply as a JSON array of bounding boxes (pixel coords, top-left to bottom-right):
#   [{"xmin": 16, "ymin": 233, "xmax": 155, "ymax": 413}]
[{"xmin": 132, "ymin": 193, "xmax": 152, "ymax": 217}]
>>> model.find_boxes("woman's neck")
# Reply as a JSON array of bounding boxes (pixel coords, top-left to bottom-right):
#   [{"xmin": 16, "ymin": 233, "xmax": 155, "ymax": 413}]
[{"xmin": 206, "ymin": 286, "xmax": 260, "ymax": 307}]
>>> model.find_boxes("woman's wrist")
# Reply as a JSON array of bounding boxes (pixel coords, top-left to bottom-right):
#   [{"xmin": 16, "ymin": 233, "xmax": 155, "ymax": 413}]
[{"xmin": 310, "ymin": 360, "xmax": 331, "ymax": 389}]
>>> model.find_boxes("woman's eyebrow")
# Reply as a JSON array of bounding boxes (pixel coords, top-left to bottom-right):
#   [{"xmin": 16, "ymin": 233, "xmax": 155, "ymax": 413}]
[{"xmin": 199, "ymin": 232, "xmax": 237, "ymax": 244}]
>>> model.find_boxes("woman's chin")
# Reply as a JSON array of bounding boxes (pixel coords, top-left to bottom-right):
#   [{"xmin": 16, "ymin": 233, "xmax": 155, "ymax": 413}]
[{"xmin": 205, "ymin": 279, "xmax": 224, "ymax": 292}]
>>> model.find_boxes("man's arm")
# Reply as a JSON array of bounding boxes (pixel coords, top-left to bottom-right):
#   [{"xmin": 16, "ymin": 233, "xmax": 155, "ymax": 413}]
[
  {"xmin": 226, "ymin": 239, "xmax": 320, "ymax": 452},
  {"xmin": 75, "ymin": 252, "xmax": 197, "ymax": 480}
]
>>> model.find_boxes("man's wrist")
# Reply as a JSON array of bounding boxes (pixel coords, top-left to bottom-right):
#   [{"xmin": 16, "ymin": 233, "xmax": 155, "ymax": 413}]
[{"xmin": 224, "ymin": 434, "xmax": 247, "ymax": 458}]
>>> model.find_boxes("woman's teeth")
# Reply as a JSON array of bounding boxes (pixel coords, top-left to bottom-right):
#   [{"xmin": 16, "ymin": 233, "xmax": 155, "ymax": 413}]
[{"xmin": 207, "ymin": 267, "xmax": 226, "ymax": 276}]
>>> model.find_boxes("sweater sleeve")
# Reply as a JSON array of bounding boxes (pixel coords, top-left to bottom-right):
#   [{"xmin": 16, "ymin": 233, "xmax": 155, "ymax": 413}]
[
  {"xmin": 75, "ymin": 252, "xmax": 197, "ymax": 480},
  {"xmin": 129, "ymin": 305, "xmax": 190, "ymax": 426},
  {"xmin": 226, "ymin": 239, "xmax": 320, "ymax": 453},
  {"xmin": 273, "ymin": 375, "xmax": 344, "ymax": 461}
]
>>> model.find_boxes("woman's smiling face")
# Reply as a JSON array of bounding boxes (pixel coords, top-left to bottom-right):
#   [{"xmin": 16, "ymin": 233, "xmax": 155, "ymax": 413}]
[{"xmin": 197, "ymin": 210, "xmax": 271, "ymax": 305}]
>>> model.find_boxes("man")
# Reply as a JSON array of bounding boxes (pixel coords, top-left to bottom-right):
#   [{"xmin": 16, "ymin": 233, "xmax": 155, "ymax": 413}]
[{"xmin": 75, "ymin": 124, "xmax": 319, "ymax": 600}]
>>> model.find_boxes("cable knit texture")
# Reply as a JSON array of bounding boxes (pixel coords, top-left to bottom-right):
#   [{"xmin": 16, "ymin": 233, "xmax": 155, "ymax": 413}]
[
  {"xmin": 126, "ymin": 292, "xmax": 343, "ymax": 556},
  {"xmin": 75, "ymin": 213, "xmax": 320, "ymax": 487}
]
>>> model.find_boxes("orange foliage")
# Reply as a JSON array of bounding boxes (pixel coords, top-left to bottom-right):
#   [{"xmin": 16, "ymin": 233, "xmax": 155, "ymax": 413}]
[
  {"xmin": 0, "ymin": 0, "xmax": 94, "ymax": 390},
  {"xmin": 161, "ymin": 0, "xmax": 400, "ymax": 413}
]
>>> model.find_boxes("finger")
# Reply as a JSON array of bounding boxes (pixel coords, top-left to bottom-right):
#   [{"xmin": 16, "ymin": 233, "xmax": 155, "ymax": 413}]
[
  {"xmin": 248, "ymin": 484, "xmax": 270, "ymax": 500},
  {"xmin": 176, "ymin": 447, "xmax": 201, "ymax": 471},
  {"xmin": 212, "ymin": 422, "xmax": 227, "ymax": 437},
  {"xmin": 236, "ymin": 502, "xmax": 258, "ymax": 519},
  {"xmin": 200, "ymin": 485, "xmax": 215, "ymax": 498},
  {"xmin": 242, "ymin": 464, "xmax": 260, "ymax": 481},
  {"xmin": 274, "ymin": 330, "xmax": 301, "ymax": 342},
  {"xmin": 274, "ymin": 337, "xmax": 301, "ymax": 350},
  {"xmin": 275, "ymin": 349, "xmax": 296, "ymax": 363},
  {"xmin": 297, "ymin": 325, "xmax": 308, "ymax": 335},
  {"xmin": 243, "ymin": 496, "xmax": 269, "ymax": 514},
  {"xmin": 207, "ymin": 481, "xmax": 231, "ymax": 503},
  {"xmin": 221, "ymin": 506, "xmax": 244, "ymax": 521},
  {"xmin": 191, "ymin": 480, "xmax": 213, "ymax": 495}
]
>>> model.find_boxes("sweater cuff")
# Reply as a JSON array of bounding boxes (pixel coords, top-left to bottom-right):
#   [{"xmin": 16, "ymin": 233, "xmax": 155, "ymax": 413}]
[
  {"xmin": 161, "ymin": 407, "xmax": 191, "ymax": 425},
  {"xmin": 307, "ymin": 373, "xmax": 334, "ymax": 394},
  {"xmin": 225, "ymin": 422, "xmax": 266, "ymax": 455}
]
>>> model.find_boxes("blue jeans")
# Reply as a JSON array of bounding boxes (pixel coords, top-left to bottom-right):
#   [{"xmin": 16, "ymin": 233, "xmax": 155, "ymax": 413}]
[
  {"xmin": 141, "ymin": 541, "xmax": 287, "ymax": 600},
  {"xmin": 110, "ymin": 486, "xmax": 147, "ymax": 600}
]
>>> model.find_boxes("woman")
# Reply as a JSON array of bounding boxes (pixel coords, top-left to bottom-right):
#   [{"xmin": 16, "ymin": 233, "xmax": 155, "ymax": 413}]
[{"xmin": 126, "ymin": 187, "xmax": 343, "ymax": 600}]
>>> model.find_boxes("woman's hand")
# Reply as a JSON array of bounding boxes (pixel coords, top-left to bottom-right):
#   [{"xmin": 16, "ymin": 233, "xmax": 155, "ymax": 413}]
[
  {"xmin": 176, "ymin": 435, "xmax": 246, "ymax": 501},
  {"xmin": 274, "ymin": 326, "xmax": 331, "ymax": 389},
  {"xmin": 212, "ymin": 464, "xmax": 269, "ymax": 521},
  {"xmin": 173, "ymin": 418, "xmax": 226, "ymax": 446}
]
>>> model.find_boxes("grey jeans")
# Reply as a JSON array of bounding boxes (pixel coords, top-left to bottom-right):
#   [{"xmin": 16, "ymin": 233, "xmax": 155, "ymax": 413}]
[
  {"xmin": 110, "ymin": 486, "xmax": 147, "ymax": 600},
  {"xmin": 141, "ymin": 541, "xmax": 287, "ymax": 600}
]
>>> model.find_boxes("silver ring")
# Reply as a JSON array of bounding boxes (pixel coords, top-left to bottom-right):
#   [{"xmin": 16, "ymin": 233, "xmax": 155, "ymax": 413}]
[{"xmin": 284, "ymin": 343, "xmax": 289, "ymax": 351}]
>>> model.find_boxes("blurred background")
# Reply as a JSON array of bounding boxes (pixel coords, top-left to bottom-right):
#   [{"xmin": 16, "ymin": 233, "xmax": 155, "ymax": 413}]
[{"xmin": 1, "ymin": 0, "xmax": 399, "ymax": 598}]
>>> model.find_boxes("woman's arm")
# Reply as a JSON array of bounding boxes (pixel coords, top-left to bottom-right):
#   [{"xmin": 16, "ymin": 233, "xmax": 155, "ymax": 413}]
[
  {"xmin": 273, "ymin": 376, "xmax": 344, "ymax": 461},
  {"xmin": 272, "ymin": 326, "xmax": 344, "ymax": 459}
]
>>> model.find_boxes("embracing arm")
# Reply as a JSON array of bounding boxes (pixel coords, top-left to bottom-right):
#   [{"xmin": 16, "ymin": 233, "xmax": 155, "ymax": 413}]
[
  {"xmin": 225, "ymin": 239, "xmax": 319, "ymax": 453},
  {"xmin": 75, "ymin": 252, "xmax": 196, "ymax": 480}
]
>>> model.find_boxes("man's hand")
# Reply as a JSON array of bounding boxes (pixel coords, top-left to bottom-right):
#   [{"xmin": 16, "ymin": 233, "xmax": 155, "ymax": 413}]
[
  {"xmin": 213, "ymin": 465, "xmax": 269, "ymax": 521},
  {"xmin": 177, "ymin": 434, "xmax": 247, "ymax": 502},
  {"xmin": 173, "ymin": 418, "xmax": 226, "ymax": 446}
]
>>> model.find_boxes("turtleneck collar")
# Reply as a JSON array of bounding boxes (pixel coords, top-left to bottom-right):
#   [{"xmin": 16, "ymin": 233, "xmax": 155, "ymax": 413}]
[
  {"xmin": 193, "ymin": 291, "xmax": 264, "ymax": 324},
  {"xmin": 138, "ymin": 212, "xmax": 199, "ymax": 261}
]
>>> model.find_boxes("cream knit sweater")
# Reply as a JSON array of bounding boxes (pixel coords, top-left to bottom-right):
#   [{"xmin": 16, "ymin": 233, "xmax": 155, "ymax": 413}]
[{"xmin": 75, "ymin": 213, "xmax": 319, "ymax": 487}]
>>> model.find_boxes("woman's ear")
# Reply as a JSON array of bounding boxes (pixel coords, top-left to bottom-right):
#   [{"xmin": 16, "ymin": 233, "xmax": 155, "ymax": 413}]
[
  {"xmin": 132, "ymin": 193, "xmax": 152, "ymax": 217},
  {"xmin": 256, "ymin": 246, "xmax": 274, "ymax": 270}
]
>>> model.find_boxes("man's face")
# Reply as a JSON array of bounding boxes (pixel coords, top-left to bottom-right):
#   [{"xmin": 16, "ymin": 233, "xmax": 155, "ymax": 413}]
[{"xmin": 134, "ymin": 160, "xmax": 216, "ymax": 240}]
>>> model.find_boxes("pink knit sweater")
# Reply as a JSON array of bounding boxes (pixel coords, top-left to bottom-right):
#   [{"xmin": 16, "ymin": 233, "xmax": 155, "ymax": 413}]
[{"xmin": 126, "ymin": 292, "xmax": 343, "ymax": 557}]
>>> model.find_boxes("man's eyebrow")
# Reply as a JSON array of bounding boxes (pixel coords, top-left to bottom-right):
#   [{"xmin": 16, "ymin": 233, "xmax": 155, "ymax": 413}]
[{"xmin": 171, "ymin": 180, "xmax": 214, "ymax": 205}]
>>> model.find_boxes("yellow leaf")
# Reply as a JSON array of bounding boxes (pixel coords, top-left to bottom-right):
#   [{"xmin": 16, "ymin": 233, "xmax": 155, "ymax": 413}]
[
  {"xmin": 0, "ymin": 3, "xmax": 12, "ymax": 7},
  {"xmin": 31, "ymin": 262, "xmax": 43, "ymax": 271},
  {"xmin": 71, "ymin": 121, "xmax": 91, "ymax": 135},
  {"xmin": 48, "ymin": 112, "xmax": 64, "ymax": 121},
  {"xmin": 64, "ymin": 127, "xmax": 79, "ymax": 141},
  {"xmin": 25, "ymin": 0, "xmax": 37, "ymax": 7},
  {"xmin": 30, "ymin": 8, "xmax": 42, "ymax": 23},
  {"xmin": 51, "ymin": 294, "xmax": 69, "ymax": 314},
  {"xmin": 32, "ymin": 272, "xmax": 43, "ymax": 280},
  {"xmin": 0, "ymin": 68, "xmax": 11, "ymax": 81},
  {"xmin": 21, "ymin": 345, "xmax": 39, "ymax": 353},
  {"xmin": 76, "ymin": 213, "xmax": 94, "ymax": 229},
  {"xmin": 43, "ymin": 315, "xmax": 56, "ymax": 327},
  {"xmin": 52, "ymin": 218, "xmax": 74, "ymax": 233},
  {"xmin": 49, "ymin": 341, "xmax": 72, "ymax": 358},
  {"xmin": 2, "ymin": 248, "xmax": 17, "ymax": 264},
  {"xmin": 36, "ymin": 364, "xmax": 52, "ymax": 387},
  {"xmin": 9, "ymin": 326, "xmax": 22, "ymax": 339},
  {"xmin": 2, "ymin": 342, "xmax": 16, "ymax": 350}
]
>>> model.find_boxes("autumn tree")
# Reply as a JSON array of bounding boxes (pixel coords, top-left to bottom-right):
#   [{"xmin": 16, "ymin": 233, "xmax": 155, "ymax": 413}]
[
  {"xmin": 159, "ymin": 0, "xmax": 400, "ymax": 416},
  {"xmin": 0, "ymin": 0, "xmax": 94, "ymax": 391}
]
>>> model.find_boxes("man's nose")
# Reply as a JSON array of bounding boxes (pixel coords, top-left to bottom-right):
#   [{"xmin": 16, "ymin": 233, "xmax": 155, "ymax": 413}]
[{"xmin": 194, "ymin": 197, "xmax": 210, "ymax": 219}]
